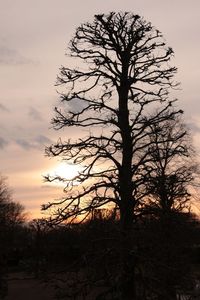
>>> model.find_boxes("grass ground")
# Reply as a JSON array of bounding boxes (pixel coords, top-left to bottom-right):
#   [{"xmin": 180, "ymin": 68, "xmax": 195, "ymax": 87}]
[{"xmin": 5, "ymin": 272, "xmax": 55, "ymax": 300}]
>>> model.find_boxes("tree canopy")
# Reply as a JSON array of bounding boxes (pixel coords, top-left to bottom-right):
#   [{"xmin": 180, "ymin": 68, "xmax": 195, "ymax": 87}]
[{"xmin": 44, "ymin": 12, "xmax": 186, "ymax": 226}]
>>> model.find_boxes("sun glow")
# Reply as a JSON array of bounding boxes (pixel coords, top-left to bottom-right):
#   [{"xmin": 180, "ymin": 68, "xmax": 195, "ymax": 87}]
[{"xmin": 47, "ymin": 162, "xmax": 82, "ymax": 184}]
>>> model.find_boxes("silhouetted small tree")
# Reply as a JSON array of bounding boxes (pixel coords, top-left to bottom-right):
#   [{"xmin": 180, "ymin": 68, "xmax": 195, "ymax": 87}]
[
  {"xmin": 141, "ymin": 116, "xmax": 197, "ymax": 216},
  {"xmin": 134, "ymin": 116, "xmax": 198, "ymax": 299},
  {"xmin": 44, "ymin": 12, "xmax": 188, "ymax": 299},
  {"xmin": 0, "ymin": 175, "xmax": 26, "ymax": 228},
  {"xmin": 0, "ymin": 175, "xmax": 26, "ymax": 298}
]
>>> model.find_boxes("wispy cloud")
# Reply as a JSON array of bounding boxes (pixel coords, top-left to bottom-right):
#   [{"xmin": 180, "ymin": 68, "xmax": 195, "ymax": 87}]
[
  {"xmin": 187, "ymin": 121, "xmax": 200, "ymax": 134},
  {"xmin": 0, "ymin": 103, "xmax": 9, "ymax": 112},
  {"xmin": 28, "ymin": 107, "xmax": 43, "ymax": 122},
  {"xmin": 15, "ymin": 135, "xmax": 52, "ymax": 150},
  {"xmin": 0, "ymin": 45, "xmax": 37, "ymax": 65},
  {"xmin": 15, "ymin": 139, "xmax": 32, "ymax": 150},
  {"xmin": 35, "ymin": 135, "xmax": 52, "ymax": 146},
  {"xmin": 0, "ymin": 137, "xmax": 8, "ymax": 149}
]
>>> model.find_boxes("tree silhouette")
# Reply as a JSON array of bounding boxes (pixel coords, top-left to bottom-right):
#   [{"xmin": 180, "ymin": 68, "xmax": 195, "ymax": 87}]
[
  {"xmin": 136, "ymin": 117, "xmax": 198, "ymax": 299},
  {"xmin": 0, "ymin": 176, "xmax": 26, "ymax": 227},
  {"xmin": 141, "ymin": 116, "xmax": 197, "ymax": 216},
  {"xmin": 44, "ymin": 12, "xmax": 185, "ymax": 299},
  {"xmin": 0, "ymin": 175, "xmax": 26, "ymax": 298}
]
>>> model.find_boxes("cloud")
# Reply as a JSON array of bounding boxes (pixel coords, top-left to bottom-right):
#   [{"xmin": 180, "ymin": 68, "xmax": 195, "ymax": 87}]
[
  {"xmin": 15, "ymin": 139, "xmax": 32, "ymax": 150},
  {"xmin": 190, "ymin": 124, "xmax": 199, "ymax": 132},
  {"xmin": 0, "ymin": 45, "xmax": 36, "ymax": 65},
  {"xmin": 28, "ymin": 107, "xmax": 43, "ymax": 121},
  {"xmin": 41, "ymin": 184, "xmax": 58, "ymax": 190},
  {"xmin": 0, "ymin": 137, "xmax": 8, "ymax": 149},
  {"xmin": 15, "ymin": 135, "xmax": 52, "ymax": 151},
  {"xmin": 0, "ymin": 103, "xmax": 9, "ymax": 112},
  {"xmin": 187, "ymin": 121, "xmax": 200, "ymax": 134},
  {"xmin": 67, "ymin": 97, "xmax": 87, "ymax": 112},
  {"xmin": 35, "ymin": 135, "xmax": 52, "ymax": 146}
]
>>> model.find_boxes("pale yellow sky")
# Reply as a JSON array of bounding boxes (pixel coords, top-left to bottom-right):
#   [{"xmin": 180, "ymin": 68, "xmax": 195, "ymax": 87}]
[{"xmin": 0, "ymin": 0, "xmax": 200, "ymax": 218}]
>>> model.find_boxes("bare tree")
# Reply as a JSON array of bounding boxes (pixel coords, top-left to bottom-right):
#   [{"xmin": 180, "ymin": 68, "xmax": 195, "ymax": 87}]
[
  {"xmin": 0, "ymin": 175, "xmax": 26, "ymax": 227},
  {"xmin": 0, "ymin": 176, "xmax": 26, "ymax": 227},
  {"xmin": 0, "ymin": 175, "xmax": 26, "ymax": 299},
  {"xmin": 140, "ymin": 116, "xmax": 196, "ymax": 216},
  {"xmin": 44, "ymin": 12, "xmax": 183, "ymax": 299},
  {"xmin": 134, "ymin": 116, "xmax": 198, "ymax": 300}
]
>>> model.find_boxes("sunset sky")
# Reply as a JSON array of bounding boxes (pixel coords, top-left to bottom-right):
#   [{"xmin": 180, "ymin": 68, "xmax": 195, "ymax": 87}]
[{"xmin": 1, "ymin": 0, "xmax": 200, "ymax": 218}]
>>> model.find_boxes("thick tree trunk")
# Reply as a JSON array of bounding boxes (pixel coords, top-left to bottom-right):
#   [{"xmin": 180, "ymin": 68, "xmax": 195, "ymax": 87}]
[
  {"xmin": 119, "ymin": 194, "xmax": 137, "ymax": 297},
  {"xmin": 120, "ymin": 217, "xmax": 136, "ymax": 300},
  {"xmin": 118, "ymin": 55, "xmax": 137, "ymax": 299}
]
